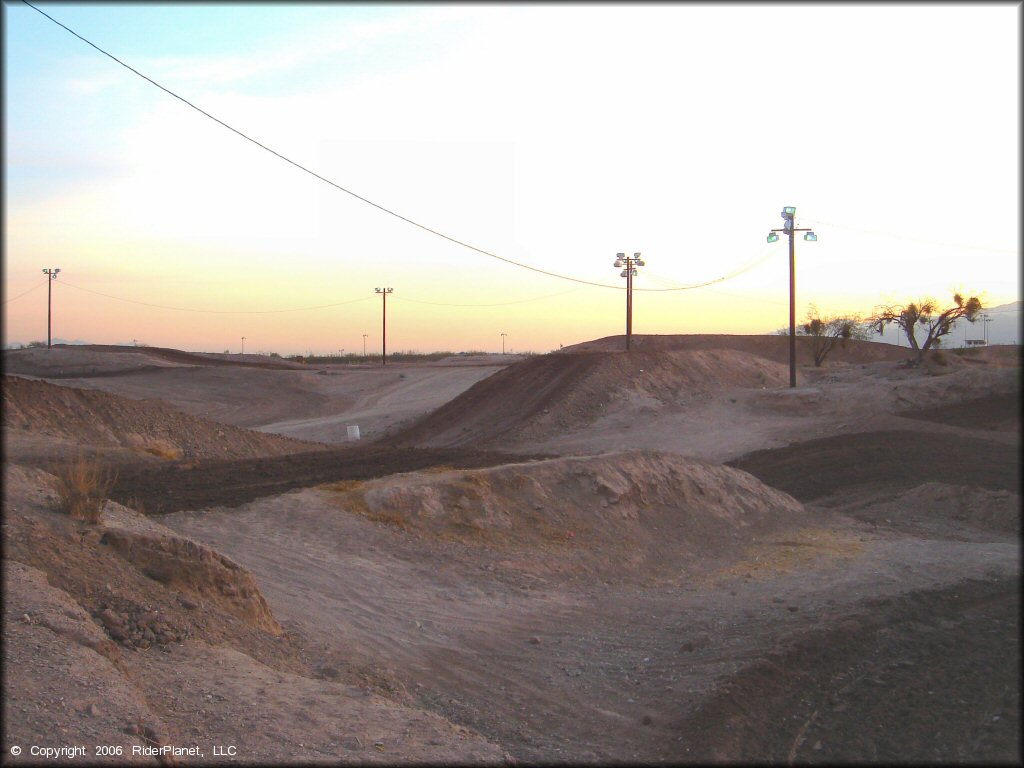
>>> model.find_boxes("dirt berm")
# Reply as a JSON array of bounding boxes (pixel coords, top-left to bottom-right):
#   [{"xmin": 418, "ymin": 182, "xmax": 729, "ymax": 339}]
[
  {"xmin": 2, "ymin": 374, "xmax": 320, "ymax": 463},
  {"xmin": 392, "ymin": 348, "xmax": 784, "ymax": 448},
  {"xmin": 392, "ymin": 335, "xmax": 914, "ymax": 449},
  {"xmin": 322, "ymin": 450, "xmax": 811, "ymax": 580}
]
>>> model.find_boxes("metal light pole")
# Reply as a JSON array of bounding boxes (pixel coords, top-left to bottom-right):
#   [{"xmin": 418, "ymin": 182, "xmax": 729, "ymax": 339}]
[
  {"xmin": 501, "ymin": 333, "xmax": 507, "ymax": 354},
  {"xmin": 241, "ymin": 337, "xmax": 245, "ymax": 355},
  {"xmin": 42, "ymin": 268, "xmax": 60, "ymax": 349},
  {"xmin": 375, "ymin": 288, "xmax": 393, "ymax": 366},
  {"xmin": 362, "ymin": 334, "xmax": 368, "ymax": 357},
  {"xmin": 767, "ymin": 208, "xmax": 816, "ymax": 388},
  {"xmin": 613, "ymin": 252, "xmax": 645, "ymax": 351},
  {"xmin": 981, "ymin": 313, "xmax": 992, "ymax": 345}
]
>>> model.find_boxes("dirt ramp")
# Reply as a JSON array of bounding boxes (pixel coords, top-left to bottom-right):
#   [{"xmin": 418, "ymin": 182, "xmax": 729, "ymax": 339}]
[
  {"xmin": 3, "ymin": 374, "xmax": 319, "ymax": 462},
  {"xmin": 563, "ymin": 334, "xmax": 910, "ymax": 365},
  {"xmin": 324, "ymin": 451, "xmax": 808, "ymax": 578},
  {"xmin": 394, "ymin": 349, "xmax": 788, "ymax": 448}
]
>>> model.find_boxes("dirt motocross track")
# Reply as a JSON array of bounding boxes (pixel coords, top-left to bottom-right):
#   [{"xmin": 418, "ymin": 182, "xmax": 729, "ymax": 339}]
[{"xmin": 2, "ymin": 337, "xmax": 1021, "ymax": 764}]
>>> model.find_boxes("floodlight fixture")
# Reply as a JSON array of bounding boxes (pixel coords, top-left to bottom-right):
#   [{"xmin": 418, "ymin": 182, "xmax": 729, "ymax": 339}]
[
  {"xmin": 804, "ymin": 231, "xmax": 817, "ymax": 242},
  {"xmin": 614, "ymin": 258, "xmax": 624, "ymax": 268},
  {"xmin": 782, "ymin": 206, "xmax": 796, "ymax": 217},
  {"xmin": 767, "ymin": 231, "xmax": 780, "ymax": 244},
  {"xmin": 620, "ymin": 269, "xmax": 628, "ymax": 278},
  {"xmin": 783, "ymin": 219, "xmax": 793, "ymax": 232}
]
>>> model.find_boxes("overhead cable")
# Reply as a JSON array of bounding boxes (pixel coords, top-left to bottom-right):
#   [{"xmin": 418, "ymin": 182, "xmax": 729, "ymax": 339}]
[
  {"xmin": 801, "ymin": 217, "xmax": 1017, "ymax": 255},
  {"xmin": 2, "ymin": 281, "xmax": 45, "ymax": 304},
  {"xmin": 23, "ymin": 0, "xmax": 782, "ymax": 294},
  {"xmin": 393, "ymin": 287, "xmax": 584, "ymax": 307},
  {"xmin": 59, "ymin": 280, "xmax": 374, "ymax": 314}
]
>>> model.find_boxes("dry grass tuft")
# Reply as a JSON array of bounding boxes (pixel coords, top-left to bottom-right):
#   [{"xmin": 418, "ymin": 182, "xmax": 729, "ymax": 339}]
[
  {"xmin": 50, "ymin": 453, "xmax": 118, "ymax": 524},
  {"xmin": 143, "ymin": 445, "xmax": 182, "ymax": 460}
]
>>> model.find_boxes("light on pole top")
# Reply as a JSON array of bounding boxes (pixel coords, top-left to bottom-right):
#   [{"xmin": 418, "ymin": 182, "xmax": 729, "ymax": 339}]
[{"xmin": 782, "ymin": 206, "xmax": 796, "ymax": 218}]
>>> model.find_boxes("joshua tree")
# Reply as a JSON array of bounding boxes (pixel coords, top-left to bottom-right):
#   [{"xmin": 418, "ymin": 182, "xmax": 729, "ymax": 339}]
[{"xmin": 871, "ymin": 293, "xmax": 982, "ymax": 364}]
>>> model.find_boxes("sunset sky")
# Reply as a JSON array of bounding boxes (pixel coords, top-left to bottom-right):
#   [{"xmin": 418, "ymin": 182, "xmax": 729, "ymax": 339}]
[{"xmin": 4, "ymin": 3, "xmax": 1019, "ymax": 354}]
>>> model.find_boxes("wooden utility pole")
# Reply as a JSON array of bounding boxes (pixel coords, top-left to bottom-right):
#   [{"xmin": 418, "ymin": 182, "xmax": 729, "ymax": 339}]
[
  {"xmin": 42, "ymin": 268, "xmax": 60, "ymax": 348},
  {"xmin": 766, "ymin": 208, "xmax": 816, "ymax": 388},
  {"xmin": 614, "ymin": 253, "xmax": 644, "ymax": 350},
  {"xmin": 375, "ymin": 288, "xmax": 393, "ymax": 365}
]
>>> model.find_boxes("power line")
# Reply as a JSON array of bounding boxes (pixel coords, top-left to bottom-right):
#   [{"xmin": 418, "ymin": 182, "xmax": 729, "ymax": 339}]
[
  {"xmin": 801, "ymin": 216, "xmax": 1017, "ymax": 255},
  {"xmin": 20, "ymin": 1, "xmax": 623, "ymax": 290},
  {"xmin": 59, "ymin": 280, "xmax": 374, "ymax": 314},
  {"xmin": 393, "ymin": 287, "xmax": 584, "ymax": 307},
  {"xmin": 638, "ymin": 248, "xmax": 778, "ymax": 291},
  {"xmin": 2, "ymin": 281, "xmax": 46, "ymax": 304},
  {"xmin": 22, "ymin": 1, "xmax": 780, "ymax": 295}
]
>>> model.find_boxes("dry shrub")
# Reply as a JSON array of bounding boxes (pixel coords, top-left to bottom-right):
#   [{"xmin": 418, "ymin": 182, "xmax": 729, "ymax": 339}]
[
  {"xmin": 143, "ymin": 445, "xmax": 182, "ymax": 461},
  {"xmin": 50, "ymin": 453, "xmax": 118, "ymax": 524}
]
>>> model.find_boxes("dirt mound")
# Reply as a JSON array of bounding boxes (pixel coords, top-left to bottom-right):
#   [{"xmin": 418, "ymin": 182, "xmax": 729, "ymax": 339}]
[
  {"xmin": 3, "ymin": 374, "xmax": 321, "ymax": 463},
  {"xmin": 394, "ymin": 348, "xmax": 791, "ymax": 448},
  {"xmin": 3, "ymin": 343, "xmax": 304, "ymax": 378},
  {"xmin": 562, "ymin": 334, "xmax": 911, "ymax": 365},
  {"xmin": 322, "ymin": 451, "xmax": 809, "ymax": 578}
]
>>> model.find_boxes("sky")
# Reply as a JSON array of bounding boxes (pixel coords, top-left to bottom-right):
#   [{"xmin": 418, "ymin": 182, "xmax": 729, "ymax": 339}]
[{"xmin": 3, "ymin": 2, "xmax": 1020, "ymax": 354}]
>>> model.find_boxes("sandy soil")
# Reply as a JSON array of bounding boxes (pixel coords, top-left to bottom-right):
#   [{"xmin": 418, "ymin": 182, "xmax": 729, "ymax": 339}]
[{"xmin": 2, "ymin": 337, "xmax": 1020, "ymax": 764}]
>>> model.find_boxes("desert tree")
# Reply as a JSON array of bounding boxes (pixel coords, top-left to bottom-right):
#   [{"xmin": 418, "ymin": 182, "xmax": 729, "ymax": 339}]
[
  {"xmin": 871, "ymin": 293, "xmax": 982, "ymax": 364},
  {"xmin": 799, "ymin": 304, "xmax": 869, "ymax": 367}
]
